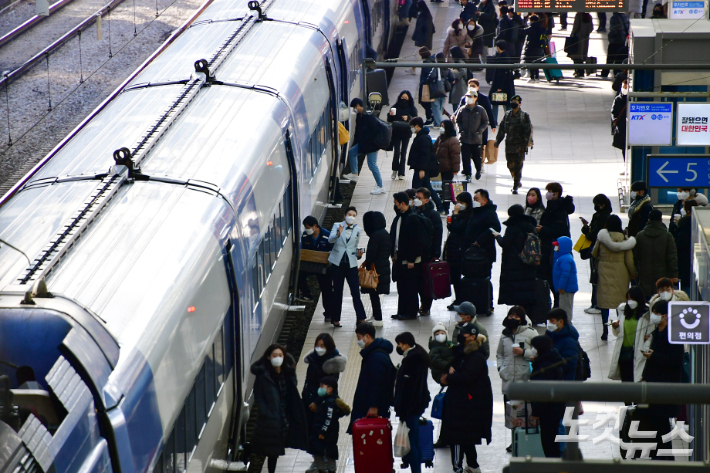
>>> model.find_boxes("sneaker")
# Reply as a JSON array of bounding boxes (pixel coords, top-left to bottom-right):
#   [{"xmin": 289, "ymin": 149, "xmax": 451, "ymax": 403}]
[
  {"xmin": 475, "ymin": 171, "xmax": 481, "ymax": 180},
  {"xmin": 512, "ymin": 187, "xmax": 518, "ymax": 194},
  {"xmin": 419, "ymin": 310, "xmax": 430, "ymax": 316},
  {"xmin": 343, "ymin": 173, "xmax": 359, "ymax": 181},
  {"xmin": 398, "ymin": 175, "xmax": 405, "ymax": 180},
  {"xmin": 439, "ymin": 210, "xmax": 448, "ymax": 216},
  {"xmin": 306, "ymin": 463, "xmax": 319, "ymax": 473},
  {"xmin": 424, "ymin": 119, "xmax": 434, "ymax": 125},
  {"xmin": 372, "ymin": 320, "xmax": 384, "ymax": 327},
  {"xmin": 465, "ymin": 175, "xmax": 472, "ymax": 183},
  {"xmin": 391, "ymin": 171, "xmax": 397, "ymax": 180},
  {"xmin": 464, "ymin": 467, "xmax": 481, "ymax": 473},
  {"xmin": 584, "ymin": 306, "xmax": 601, "ymax": 314},
  {"xmin": 370, "ymin": 186, "xmax": 386, "ymax": 195}
]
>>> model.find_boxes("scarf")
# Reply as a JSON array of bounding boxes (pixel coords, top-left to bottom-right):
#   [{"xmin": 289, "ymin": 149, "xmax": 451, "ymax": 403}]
[{"xmin": 628, "ymin": 194, "xmax": 651, "ymax": 217}]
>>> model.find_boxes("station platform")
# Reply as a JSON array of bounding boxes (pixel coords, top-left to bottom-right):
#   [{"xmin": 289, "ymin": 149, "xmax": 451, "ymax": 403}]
[{"xmin": 268, "ymin": 4, "xmax": 682, "ymax": 473}]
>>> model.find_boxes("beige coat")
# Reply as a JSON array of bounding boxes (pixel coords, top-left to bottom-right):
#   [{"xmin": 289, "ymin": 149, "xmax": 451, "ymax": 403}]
[
  {"xmin": 608, "ymin": 303, "xmax": 655, "ymax": 382},
  {"xmin": 443, "ymin": 27, "xmax": 469, "ymax": 59},
  {"xmin": 592, "ymin": 230, "xmax": 638, "ymax": 309}
]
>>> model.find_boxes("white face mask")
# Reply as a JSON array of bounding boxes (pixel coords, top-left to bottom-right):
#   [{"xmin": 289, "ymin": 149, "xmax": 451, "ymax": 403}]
[
  {"xmin": 678, "ymin": 191, "xmax": 690, "ymax": 200},
  {"xmin": 467, "ymin": 24, "xmax": 474, "ymax": 31},
  {"xmin": 627, "ymin": 300, "xmax": 638, "ymax": 310},
  {"xmin": 659, "ymin": 290, "xmax": 673, "ymax": 301},
  {"xmin": 621, "ymin": 87, "xmax": 628, "ymax": 96},
  {"xmin": 545, "ymin": 192, "xmax": 554, "ymax": 201},
  {"xmin": 356, "ymin": 338, "xmax": 366, "ymax": 349},
  {"xmin": 345, "ymin": 216, "xmax": 356, "ymax": 225},
  {"xmin": 455, "ymin": 314, "xmax": 463, "ymax": 323},
  {"xmin": 630, "ymin": 191, "xmax": 637, "ymax": 199},
  {"xmin": 458, "ymin": 203, "xmax": 467, "ymax": 210},
  {"xmin": 528, "ymin": 348, "xmax": 538, "ymax": 358},
  {"xmin": 435, "ymin": 334, "xmax": 447, "ymax": 343},
  {"xmin": 413, "ymin": 198, "xmax": 423, "ymax": 207},
  {"xmin": 270, "ymin": 356, "xmax": 284, "ymax": 367},
  {"xmin": 680, "ymin": 208, "xmax": 687, "ymax": 217},
  {"xmin": 650, "ymin": 313, "xmax": 663, "ymax": 325},
  {"xmin": 471, "ymin": 201, "xmax": 481, "ymax": 208},
  {"xmin": 466, "ymin": 97, "xmax": 475, "ymax": 105},
  {"xmin": 315, "ymin": 347, "xmax": 326, "ymax": 356},
  {"xmin": 411, "ymin": 127, "xmax": 417, "ymax": 134},
  {"xmin": 440, "ymin": 127, "xmax": 445, "ymax": 134},
  {"xmin": 547, "ymin": 321, "xmax": 559, "ymax": 332},
  {"xmin": 305, "ymin": 228, "xmax": 314, "ymax": 236}
]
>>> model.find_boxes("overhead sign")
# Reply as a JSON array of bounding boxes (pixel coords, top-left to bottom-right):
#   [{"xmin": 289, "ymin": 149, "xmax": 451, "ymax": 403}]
[
  {"xmin": 647, "ymin": 154, "xmax": 710, "ymax": 187},
  {"xmin": 668, "ymin": 301, "xmax": 710, "ymax": 345},
  {"xmin": 669, "ymin": 1, "xmax": 707, "ymax": 18},
  {"xmin": 677, "ymin": 103, "xmax": 710, "ymax": 145},
  {"xmin": 515, "ymin": 0, "xmax": 626, "ymax": 12},
  {"xmin": 629, "ymin": 103, "xmax": 673, "ymax": 146}
]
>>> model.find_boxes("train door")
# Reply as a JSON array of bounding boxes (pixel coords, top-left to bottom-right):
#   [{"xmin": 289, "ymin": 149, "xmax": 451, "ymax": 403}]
[
  {"xmin": 324, "ymin": 58, "xmax": 340, "ymax": 202},
  {"xmin": 225, "ymin": 240, "xmax": 245, "ymax": 457},
  {"xmin": 360, "ymin": 0, "xmax": 372, "ymax": 47},
  {"xmin": 336, "ymin": 39, "xmax": 349, "ymax": 107}
]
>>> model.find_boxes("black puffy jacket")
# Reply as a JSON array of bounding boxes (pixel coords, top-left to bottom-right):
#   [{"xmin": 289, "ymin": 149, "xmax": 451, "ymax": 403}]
[
  {"xmin": 530, "ymin": 348, "xmax": 566, "ymax": 419},
  {"xmin": 394, "ymin": 344, "xmax": 431, "ymax": 418},
  {"xmin": 416, "ymin": 201, "xmax": 443, "ymax": 260},
  {"xmin": 362, "ymin": 211, "xmax": 392, "ymax": 294},
  {"xmin": 538, "ymin": 195, "xmax": 575, "ymax": 268},
  {"xmin": 464, "ymin": 201, "xmax": 501, "ymax": 262},
  {"xmin": 354, "ymin": 112, "xmax": 382, "ymax": 154},
  {"xmin": 391, "ymin": 208, "xmax": 428, "ymax": 264},
  {"xmin": 445, "ymin": 210, "xmax": 473, "ymax": 262},
  {"xmin": 408, "ymin": 127, "xmax": 434, "ymax": 174},
  {"xmin": 308, "ymin": 395, "xmax": 351, "ymax": 458},
  {"xmin": 496, "ymin": 214, "xmax": 538, "ymax": 305}
]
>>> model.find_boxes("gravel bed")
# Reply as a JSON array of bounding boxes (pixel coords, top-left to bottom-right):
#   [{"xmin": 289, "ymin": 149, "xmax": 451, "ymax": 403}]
[
  {"xmin": 0, "ymin": 0, "xmax": 63, "ymax": 39},
  {"xmin": 0, "ymin": 0, "xmax": 205, "ymax": 195}
]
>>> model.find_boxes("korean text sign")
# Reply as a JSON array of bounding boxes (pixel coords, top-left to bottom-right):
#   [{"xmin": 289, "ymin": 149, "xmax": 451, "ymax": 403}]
[
  {"xmin": 629, "ymin": 103, "xmax": 672, "ymax": 146},
  {"xmin": 677, "ymin": 103, "xmax": 710, "ymax": 146}
]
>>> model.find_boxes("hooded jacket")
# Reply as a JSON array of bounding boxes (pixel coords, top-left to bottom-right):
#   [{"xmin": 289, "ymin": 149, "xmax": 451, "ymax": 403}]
[
  {"xmin": 546, "ymin": 324, "xmax": 580, "ymax": 381},
  {"xmin": 349, "ymin": 338, "xmax": 395, "ymax": 431},
  {"xmin": 387, "ymin": 91, "xmax": 418, "ymax": 140},
  {"xmin": 308, "ymin": 394, "xmax": 351, "ymax": 458},
  {"xmin": 496, "ymin": 315, "xmax": 538, "ymax": 393},
  {"xmin": 539, "ymin": 195, "xmax": 575, "ymax": 269},
  {"xmin": 553, "ymin": 236, "xmax": 578, "ymax": 293},
  {"xmin": 428, "ymin": 326, "xmax": 455, "ymax": 384},
  {"xmin": 408, "ymin": 127, "xmax": 434, "ymax": 173},
  {"xmin": 302, "ymin": 349, "xmax": 348, "ymax": 410},
  {"xmin": 592, "ymin": 229, "xmax": 637, "ymax": 309},
  {"xmin": 394, "ymin": 344, "xmax": 431, "ymax": 418},
  {"xmin": 445, "ymin": 209, "xmax": 473, "ymax": 262},
  {"xmin": 415, "ymin": 200, "xmax": 443, "ymax": 260},
  {"xmin": 434, "ymin": 134, "xmax": 461, "ymax": 173},
  {"xmin": 452, "ymin": 319, "xmax": 490, "ymax": 359},
  {"xmin": 362, "ymin": 211, "xmax": 391, "ymax": 294},
  {"xmin": 633, "ymin": 221, "xmax": 678, "ymax": 298},
  {"xmin": 464, "ymin": 200, "xmax": 501, "ymax": 263},
  {"xmin": 626, "ymin": 194, "xmax": 653, "ymax": 238},
  {"xmin": 609, "ymin": 305, "xmax": 654, "ymax": 382},
  {"xmin": 496, "ymin": 213, "xmax": 538, "ymax": 305}
]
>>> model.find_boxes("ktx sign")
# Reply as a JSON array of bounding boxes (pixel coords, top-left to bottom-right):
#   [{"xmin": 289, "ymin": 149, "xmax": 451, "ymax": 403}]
[
  {"xmin": 668, "ymin": 301, "xmax": 710, "ymax": 345},
  {"xmin": 647, "ymin": 154, "xmax": 710, "ymax": 188},
  {"xmin": 629, "ymin": 103, "xmax": 673, "ymax": 146}
]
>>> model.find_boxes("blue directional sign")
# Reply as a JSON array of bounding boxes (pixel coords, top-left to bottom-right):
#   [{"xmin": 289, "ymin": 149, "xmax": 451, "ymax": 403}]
[{"xmin": 647, "ymin": 154, "xmax": 710, "ymax": 188}]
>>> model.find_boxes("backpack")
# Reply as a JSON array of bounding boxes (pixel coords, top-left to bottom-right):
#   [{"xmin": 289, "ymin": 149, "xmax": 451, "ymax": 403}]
[
  {"xmin": 519, "ymin": 232, "xmax": 542, "ymax": 266},
  {"xmin": 575, "ymin": 342, "xmax": 591, "ymax": 381},
  {"xmin": 370, "ymin": 114, "xmax": 393, "ymax": 151},
  {"xmin": 372, "ymin": 348, "xmax": 398, "ymax": 406}
]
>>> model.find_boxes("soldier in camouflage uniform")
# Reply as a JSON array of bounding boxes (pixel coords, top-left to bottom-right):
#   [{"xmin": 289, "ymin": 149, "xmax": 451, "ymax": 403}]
[{"xmin": 494, "ymin": 94, "xmax": 533, "ymax": 195}]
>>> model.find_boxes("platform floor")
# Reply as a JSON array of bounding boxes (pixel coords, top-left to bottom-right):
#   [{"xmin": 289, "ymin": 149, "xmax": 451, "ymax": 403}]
[{"xmin": 267, "ymin": 4, "xmax": 685, "ymax": 473}]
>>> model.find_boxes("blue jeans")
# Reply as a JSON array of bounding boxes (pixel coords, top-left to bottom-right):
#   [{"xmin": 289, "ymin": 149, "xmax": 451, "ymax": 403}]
[
  {"xmin": 412, "ymin": 171, "xmax": 443, "ymax": 211},
  {"xmin": 431, "ymin": 97, "xmax": 446, "ymax": 127},
  {"xmin": 490, "ymin": 103, "xmax": 511, "ymax": 124},
  {"xmin": 348, "ymin": 143, "xmax": 383, "ymax": 187},
  {"xmin": 403, "ymin": 415, "xmax": 421, "ymax": 473}
]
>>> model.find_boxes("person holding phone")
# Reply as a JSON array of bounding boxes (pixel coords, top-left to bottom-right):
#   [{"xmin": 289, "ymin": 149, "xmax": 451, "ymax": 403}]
[
  {"xmin": 328, "ymin": 207, "xmax": 366, "ymax": 327},
  {"xmin": 581, "ymin": 194, "xmax": 612, "ymax": 315},
  {"xmin": 608, "ymin": 286, "xmax": 653, "ymax": 384}
]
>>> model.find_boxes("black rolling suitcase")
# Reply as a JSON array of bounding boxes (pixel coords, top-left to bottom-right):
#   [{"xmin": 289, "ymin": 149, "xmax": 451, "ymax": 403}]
[
  {"xmin": 459, "ymin": 277, "xmax": 491, "ymax": 315},
  {"xmin": 366, "ymin": 69, "xmax": 389, "ymax": 106},
  {"xmin": 528, "ymin": 278, "xmax": 551, "ymax": 325}
]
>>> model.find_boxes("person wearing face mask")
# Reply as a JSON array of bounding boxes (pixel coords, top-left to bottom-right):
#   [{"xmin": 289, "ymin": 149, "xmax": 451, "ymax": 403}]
[
  {"xmin": 669, "ymin": 187, "xmax": 708, "ymax": 234},
  {"xmin": 408, "ymin": 117, "xmax": 445, "ymax": 212},
  {"xmin": 581, "ymin": 194, "xmax": 612, "ymax": 314},
  {"xmin": 528, "ymin": 335, "xmax": 566, "ymax": 458},
  {"xmin": 393, "ymin": 332, "xmax": 431, "ymax": 473},
  {"xmin": 524, "ymin": 187, "xmax": 545, "ymax": 224},
  {"xmin": 453, "ymin": 80, "xmax": 497, "ymax": 148},
  {"xmin": 633, "ymin": 209, "xmax": 678, "ymax": 300},
  {"xmin": 445, "ymin": 19, "xmax": 469, "ymax": 59},
  {"xmin": 414, "ymin": 187, "xmax": 444, "ymax": 315},
  {"xmin": 360, "ymin": 211, "xmax": 391, "ymax": 326},
  {"xmin": 672, "ymin": 201, "xmax": 698, "ymax": 293},
  {"xmin": 302, "ymin": 334, "xmax": 348, "ymax": 473},
  {"xmin": 343, "ymin": 98, "xmax": 386, "ymax": 195},
  {"xmin": 439, "ymin": 323, "xmax": 492, "ymax": 473},
  {"xmin": 434, "ymin": 120, "xmax": 462, "ymax": 214},
  {"xmin": 328, "ymin": 207, "xmax": 366, "ymax": 327},
  {"xmin": 429, "ymin": 323, "xmax": 455, "ymax": 385},
  {"xmin": 592, "ymin": 214, "xmax": 637, "ymax": 340},
  {"xmin": 445, "ymin": 192, "xmax": 476, "ymax": 309},
  {"xmin": 552, "ymin": 236, "xmax": 579, "ymax": 323},
  {"xmin": 455, "ymin": 90, "xmax": 489, "ymax": 182},
  {"xmin": 452, "ymin": 302, "xmax": 490, "ymax": 358},
  {"xmin": 464, "ymin": 18, "xmax": 485, "ymax": 64},
  {"xmin": 388, "ymin": 90, "xmax": 418, "ymax": 180},
  {"xmin": 251, "ymin": 344, "xmax": 308, "ymax": 473},
  {"xmin": 460, "ymin": 0, "xmax": 478, "ymax": 24},
  {"xmin": 611, "ymin": 79, "xmax": 628, "ymax": 158},
  {"xmin": 349, "ymin": 323, "xmax": 396, "ymax": 433},
  {"xmin": 608, "ymin": 286, "xmax": 652, "ymax": 385},
  {"xmin": 448, "ymin": 47, "xmax": 469, "ymax": 110},
  {"xmin": 416, "ymin": 47, "xmax": 435, "ymax": 124},
  {"xmin": 307, "ymin": 376, "xmax": 351, "ymax": 473},
  {"xmin": 651, "ymin": 3, "xmax": 666, "ymax": 18},
  {"xmin": 626, "ymin": 181, "xmax": 653, "ymax": 238},
  {"xmin": 647, "ymin": 277, "xmax": 689, "ymax": 308},
  {"xmin": 520, "ymin": 14, "xmax": 548, "ymax": 83},
  {"xmin": 639, "ymin": 300, "xmax": 684, "ymax": 460},
  {"xmin": 544, "ymin": 308, "xmax": 579, "ymax": 381},
  {"xmin": 299, "ymin": 216, "xmax": 335, "ymax": 317},
  {"xmin": 494, "ymin": 94, "xmax": 532, "ymax": 194}
]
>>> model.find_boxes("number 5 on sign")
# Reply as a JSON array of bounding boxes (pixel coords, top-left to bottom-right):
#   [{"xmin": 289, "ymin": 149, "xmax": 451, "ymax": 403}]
[{"xmin": 687, "ymin": 163, "xmax": 698, "ymax": 181}]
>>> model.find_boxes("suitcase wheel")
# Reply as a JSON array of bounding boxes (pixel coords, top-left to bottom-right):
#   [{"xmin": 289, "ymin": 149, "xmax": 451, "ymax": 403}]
[{"xmin": 425, "ymin": 461, "xmax": 434, "ymax": 468}]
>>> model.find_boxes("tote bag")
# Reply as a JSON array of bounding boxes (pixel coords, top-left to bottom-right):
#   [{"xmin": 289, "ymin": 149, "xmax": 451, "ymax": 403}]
[{"xmin": 358, "ymin": 263, "xmax": 379, "ymax": 290}]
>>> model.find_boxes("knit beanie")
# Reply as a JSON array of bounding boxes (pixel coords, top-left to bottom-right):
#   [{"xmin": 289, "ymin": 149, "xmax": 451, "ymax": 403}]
[{"xmin": 431, "ymin": 322, "xmax": 448, "ymax": 338}]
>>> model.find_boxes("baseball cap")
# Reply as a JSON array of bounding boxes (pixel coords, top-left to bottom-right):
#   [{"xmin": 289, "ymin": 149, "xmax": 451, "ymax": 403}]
[
  {"xmin": 465, "ymin": 89, "xmax": 478, "ymax": 98},
  {"xmin": 459, "ymin": 323, "xmax": 479, "ymax": 337},
  {"xmin": 454, "ymin": 301, "xmax": 476, "ymax": 315}
]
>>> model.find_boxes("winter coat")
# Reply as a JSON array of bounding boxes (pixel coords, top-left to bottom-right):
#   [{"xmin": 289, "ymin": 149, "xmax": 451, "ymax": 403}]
[
  {"xmin": 670, "ymin": 193, "xmax": 708, "ymax": 233},
  {"xmin": 251, "ymin": 356, "xmax": 308, "ymax": 456},
  {"xmin": 608, "ymin": 13, "xmax": 630, "ymax": 46},
  {"xmin": 524, "ymin": 204, "xmax": 544, "ymax": 225},
  {"xmin": 581, "ymin": 208, "xmax": 611, "ymax": 246},
  {"xmin": 456, "ymin": 104, "xmax": 489, "ymax": 145},
  {"xmin": 439, "ymin": 336, "xmax": 493, "ymax": 445},
  {"xmin": 445, "ymin": 210, "xmax": 473, "ymax": 263},
  {"xmin": 569, "ymin": 14, "xmax": 593, "ymax": 61},
  {"xmin": 521, "ymin": 21, "xmax": 548, "ymax": 56},
  {"xmin": 308, "ymin": 395, "xmax": 351, "ymax": 458},
  {"xmin": 609, "ymin": 307, "xmax": 654, "ymax": 382},
  {"xmin": 553, "ymin": 236, "xmax": 579, "ymax": 293},
  {"xmin": 641, "ymin": 325, "xmax": 684, "ymax": 418},
  {"xmin": 452, "ymin": 319, "xmax": 490, "ymax": 359},
  {"xmin": 477, "ymin": 0, "xmax": 498, "ymax": 47},
  {"xmin": 428, "ymin": 337, "xmax": 455, "ymax": 384},
  {"xmin": 495, "ymin": 109, "xmax": 532, "ymax": 156},
  {"xmin": 394, "ymin": 344, "xmax": 431, "ymax": 418},
  {"xmin": 496, "ymin": 315, "xmax": 538, "ymax": 393},
  {"xmin": 626, "ymin": 195, "xmax": 653, "ymax": 238},
  {"xmin": 633, "ymin": 221, "xmax": 678, "ymax": 299},
  {"xmin": 496, "ymin": 15, "xmax": 518, "ymax": 57},
  {"xmin": 362, "ymin": 211, "xmax": 392, "ymax": 294},
  {"xmin": 490, "ymin": 50, "xmax": 515, "ymax": 105},
  {"xmin": 353, "ymin": 112, "xmax": 382, "ymax": 154},
  {"xmin": 449, "ymin": 67, "xmax": 468, "ymax": 106},
  {"xmin": 592, "ymin": 230, "xmax": 637, "ymax": 309},
  {"xmin": 444, "ymin": 26, "xmax": 468, "ymax": 58},
  {"xmin": 455, "ymin": 92, "xmax": 496, "ymax": 130},
  {"xmin": 302, "ymin": 349, "xmax": 348, "ymax": 413},
  {"xmin": 416, "ymin": 200, "xmax": 444, "ymax": 260},
  {"xmin": 434, "ymin": 135, "xmax": 461, "ymax": 174},
  {"xmin": 408, "ymin": 127, "xmax": 434, "ymax": 173},
  {"xmin": 349, "ymin": 338, "xmax": 395, "ymax": 431},
  {"xmin": 648, "ymin": 290, "xmax": 690, "ymax": 309},
  {"xmin": 460, "ymin": 2, "xmax": 477, "ymax": 23},
  {"xmin": 418, "ymin": 57, "xmax": 435, "ymax": 104},
  {"xmin": 546, "ymin": 324, "xmax": 579, "ymax": 381},
  {"xmin": 538, "ymin": 195, "xmax": 575, "ymax": 273},
  {"xmin": 611, "ymin": 92, "xmax": 627, "ymax": 152},
  {"xmin": 674, "ymin": 215, "xmax": 693, "ymax": 287},
  {"xmin": 464, "ymin": 201, "xmax": 501, "ymax": 263},
  {"xmin": 496, "ymin": 213, "xmax": 538, "ymax": 305},
  {"xmin": 530, "ymin": 348, "xmax": 567, "ymax": 419},
  {"xmin": 413, "ymin": 11, "xmax": 435, "ymax": 49},
  {"xmin": 465, "ymin": 23, "xmax": 485, "ymax": 58},
  {"xmin": 391, "ymin": 207, "xmax": 427, "ymax": 265},
  {"xmin": 388, "ymin": 91, "xmax": 418, "ymax": 140}
]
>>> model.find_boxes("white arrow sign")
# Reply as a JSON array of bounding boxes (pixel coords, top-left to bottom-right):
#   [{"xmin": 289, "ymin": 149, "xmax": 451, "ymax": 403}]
[{"xmin": 656, "ymin": 161, "xmax": 679, "ymax": 183}]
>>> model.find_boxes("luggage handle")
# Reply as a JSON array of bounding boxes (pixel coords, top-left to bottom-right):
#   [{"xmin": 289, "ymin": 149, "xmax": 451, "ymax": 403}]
[{"xmin": 523, "ymin": 401, "xmax": 539, "ymax": 435}]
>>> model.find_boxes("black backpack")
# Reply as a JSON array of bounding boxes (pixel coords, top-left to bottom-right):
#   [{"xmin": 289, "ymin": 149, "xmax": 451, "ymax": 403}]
[
  {"xmin": 369, "ymin": 114, "xmax": 393, "ymax": 151},
  {"xmin": 575, "ymin": 342, "xmax": 591, "ymax": 381},
  {"xmin": 462, "ymin": 245, "xmax": 491, "ymax": 278}
]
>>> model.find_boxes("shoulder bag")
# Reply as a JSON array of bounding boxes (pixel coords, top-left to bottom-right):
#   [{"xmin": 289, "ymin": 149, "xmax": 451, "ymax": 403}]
[{"xmin": 358, "ymin": 263, "xmax": 379, "ymax": 290}]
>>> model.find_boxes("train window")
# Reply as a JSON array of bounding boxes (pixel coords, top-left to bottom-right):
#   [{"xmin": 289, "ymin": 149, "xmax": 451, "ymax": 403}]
[
  {"xmin": 205, "ymin": 344, "xmax": 215, "ymax": 416},
  {"xmin": 185, "ymin": 388, "xmax": 197, "ymax": 458},
  {"xmin": 195, "ymin": 364, "xmax": 206, "ymax": 438},
  {"xmin": 251, "ymin": 254, "xmax": 259, "ymax": 311},
  {"xmin": 259, "ymin": 240, "xmax": 266, "ymax": 289},
  {"xmin": 263, "ymin": 235, "xmax": 272, "ymax": 280},
  {"xmin": 270, "ymin": 226, "xmax": 277, "ymax": 268},
  {"xmin": 275, "ymin": 210, "xmax": 282, "ymax": 254},
  {"xmin": 283, "ymin": 185, "xmax": 292, "ymax": 235},
  {"xmin": 174, "ymin": 409, "xmax": 186, "ymax": 472}
]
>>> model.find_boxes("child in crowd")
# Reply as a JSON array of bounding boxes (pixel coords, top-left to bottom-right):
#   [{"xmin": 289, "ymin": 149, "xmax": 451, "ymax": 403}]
[
  {"xmin": 308, "ymin": 377, "xmax": 351, "ymax": 473},
  {"xmin": 553, "ymin": 237, "xmax": 579, "ymax": 323}
]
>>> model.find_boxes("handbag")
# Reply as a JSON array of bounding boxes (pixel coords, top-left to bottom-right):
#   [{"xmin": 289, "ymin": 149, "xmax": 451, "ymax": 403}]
[
  {"xmin": 490, "ymin": 92, "xmax": 508, "ymax": 103},
  {"xmin": 393, "ymin": 422, "xmax": 411, "ymax": 457},
  {"xmin": 484, "ymin": 140, "xmax": 498, "ymax": 164},
  {"xmin": 338, "ymin": 121, "xmax": 349, "ymax": 145},
  {"xmin": 358, "ymin": 263, "xmax": 379, "ymax": 290},
  {"xmin": 421, "ymin": 84, "xmax": 434, "ymax": 103},
  {"xmin": 428, "ymin": 69, "xmax": 447, "ymax": 99},
  {"xmin": 590, "ymin": 259, "xmax": 599, "ymax": 285},
  {"xmin": 431, "ymin": 387, "xmax": 446, "ymax": 420},
  {"xmin": 573, "ymin": 234, "xmax": 592, "ymax": 253}
]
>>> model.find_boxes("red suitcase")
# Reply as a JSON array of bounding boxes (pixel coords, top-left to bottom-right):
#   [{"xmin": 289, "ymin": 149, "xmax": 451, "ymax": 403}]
[
  {"xmin": 424, "ymin": 260, "xmax": 452, "ymax": 299},
  {"xmin": 352, "ymin": 416, "xmax": 394, "ymax": 473}
]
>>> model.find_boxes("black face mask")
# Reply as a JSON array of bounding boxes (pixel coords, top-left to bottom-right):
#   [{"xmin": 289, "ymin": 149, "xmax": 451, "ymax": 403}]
[
  {"xmin": 503, "ymin": 317, "xmax": 520, "ymax": 330},
  {"xmin": 456, "ymin": 333, "xmax": 467, "ymax": 345},
  {"xmin": 394, "ymin": 204, "xmax": 401, "ymax": 214},
  {"xmin": 511, "ymin": 102, "xmax": 520, "ymax": 110},
  {"xmin": 396, "ymin": 347, "xmax": 404, "ymax": 356},
  {"xmin": 594, "ymin": 204, "xmax": 602, "ymax": 212}
]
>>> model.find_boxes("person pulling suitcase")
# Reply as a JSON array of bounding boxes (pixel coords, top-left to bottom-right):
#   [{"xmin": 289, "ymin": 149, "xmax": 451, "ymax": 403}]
[{"xmin": 414, "ymin": 187, "xmax": 444, "ymax": 316}]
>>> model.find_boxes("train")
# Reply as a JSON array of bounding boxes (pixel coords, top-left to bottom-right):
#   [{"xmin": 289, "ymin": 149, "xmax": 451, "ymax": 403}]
[{"xmin": 0, "ymin": 0, "xmax": 401, "ymax": 471}]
